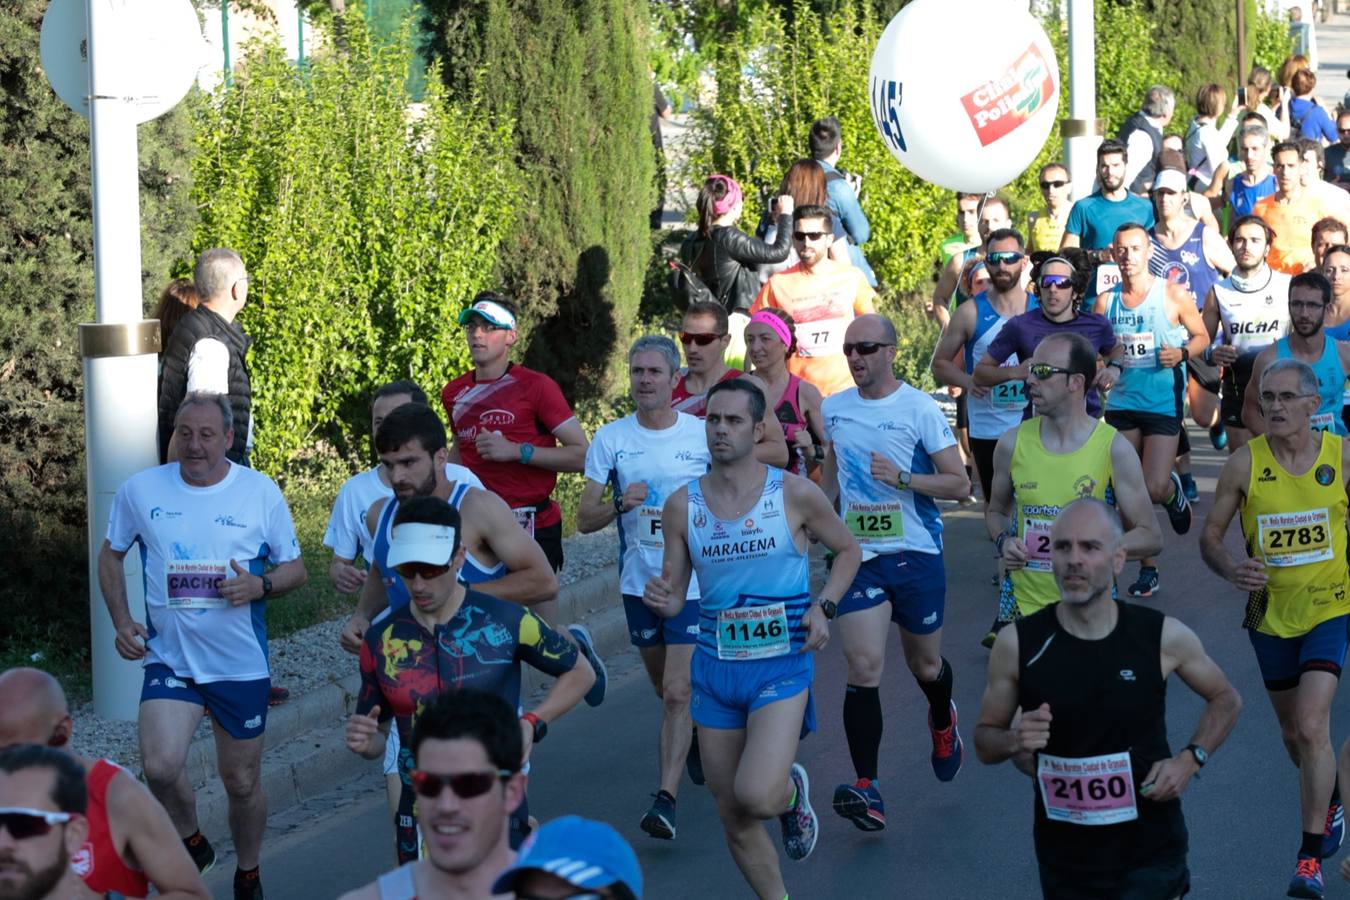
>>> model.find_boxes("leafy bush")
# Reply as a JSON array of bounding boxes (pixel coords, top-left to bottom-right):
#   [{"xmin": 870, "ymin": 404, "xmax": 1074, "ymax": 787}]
[{"xmin": 190, "ymin": 11, "xmax": 521, "ymax": 474}]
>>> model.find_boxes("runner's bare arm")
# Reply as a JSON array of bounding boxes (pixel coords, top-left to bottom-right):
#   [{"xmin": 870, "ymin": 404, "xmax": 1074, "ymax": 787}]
[
  {"xmin": 1242, "ymin": 346, "xmax": 1275, "ymax": 435},
  {"xmin": 985, "ymin": 428, "xmax": 1024, "ymax": 552},
  {"xmin": 1158, "ymin": 286, "xmax": 1210, "ymax": 367},
  {"xmin": 343, "ymin": 505, "xmax": 392, "ymax": 653},
  {"xmin": 1200, "ymin": 448, "xmax": 1265, "ymax": 591},
  {"xmin": 97, "ymin": 541, "xmax": 147, "ymax": 661},
  {"xmin": 1203, "ymin": 223, "xmax": 1236, "ymax": 275},
  {"xmin": 742, "ymin": 373, "xmax": 791, "ymax": 468},
  {"xmin": 1108, "ymin": 434, "xmax": 1165, "ymax": 560},
  {"xmin": 973, "ymin": 350, "xmax": 1028, "ymax": 387},
  {"xmin": 464, "ymin": 489, "xmax": 559, "ymax": 605},
  {"xmin": 644, "ymin": 487, "xmax": 693, "ymax": 619},
  {"xmin": 1058, "ymin": 231, "xmax": 1082, "ymax": 250},
  {"xmin": 871, "ymin": 444, "xmax": 969, "ymax": 500},
  {"xmin": 930, "ymin": 253, "xmax": 962, "ymax": 324},
  {"xmin": 108, "ymin": 770, "xmax": 211, "ymax": 899},
  {"xmin": 788, "ymin": 474, "xmax": 861, "ymax": 608},
  {"xmin": 523, "ymin": 417, "xmax": 589, "ymax": 473},
  {"xmin": 526, "ymin": 628, "xmax": 596, "ymax": 727},
  {"xmin": 577, "ymin": 478, "xmax": 619, "ymax": 534},
  {"xmin": 974, "ymin": 625, "xmax": 1040, "ymax": 776},
  {"xmin": 1142, "ymin": 618, "xmax": 1241, "ymax": 802},
  {"xmin": 328, "ymin": 554, "xmax": 366, "ymax": 595},
  {"xmin": 930, "ymin": 302, "xmax": 976, "ymax": 390},
  {"xmin": 819, "ymin": 439, "xmax": 840, "ymax": 505}
]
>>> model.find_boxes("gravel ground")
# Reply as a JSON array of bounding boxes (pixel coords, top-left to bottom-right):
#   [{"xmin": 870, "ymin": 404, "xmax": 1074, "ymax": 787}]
[{"xmin": 73, "ymin": 524, "xmax": 621, "ymax": 771}]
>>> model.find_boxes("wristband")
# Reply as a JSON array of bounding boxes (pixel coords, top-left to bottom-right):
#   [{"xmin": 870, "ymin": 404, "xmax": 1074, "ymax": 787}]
[
  {"xmin": 1180, "ymin": 347, "xmax": 1190, "ymax": 362},
  {"xmin": 995, "ymin": 530, "xmax": 1014, "ymax": 555},
  {"xmin": 1106, "ymin": 359, "xmax": 1123, "ymax": 371},
  {"xmin": 261, "ymin": 575, "xmax": 273, "ymax": 598},
  {"xmin": 519, "ymin": 442, "xmax": 536, "ymax": 465},
  {"xmin": 812, "ymin": 445, "xmax": 826, "ymax": 462},
  {"xmin": 613, "ymin": 492, "xmax": 626, "ymax": 515}
]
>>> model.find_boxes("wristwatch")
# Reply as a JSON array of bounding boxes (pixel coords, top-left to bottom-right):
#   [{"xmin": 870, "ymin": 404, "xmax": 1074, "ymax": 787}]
[
  {"xmin": 1180, "ymin": 347, "xmax": 1191, "ymax": 363},
  {"xmin": 818, "ymin": 597, "xmax": 838, "ymax": 620},
  {"xmin": 896, "ymin": 471, "xmax": 912, "ymax": 491},
  {"xmin": 613, "ymin": 492, "xmax": 626, "ymax": 515},
  {"xmin": 521, "ymin": 712, "xmax": 548, "ymax": 744},
  {"xmin": 1183, "ymin": 743, "xmax": 1208, "ymax": 767},
  {"xmin": 261, "ymin": 575, "xmax": 273, "ymax": 598},
  {"xmin": 1106, "ymin": 359, "xmax": 1124, "ymax": 372},
  {"xmin": 995, "ymin": 529, "xmax": 1014, "ymax": 555},
  {"xmin": 519, "ymin": 442, "xmax": 536, "ymax": 465}
]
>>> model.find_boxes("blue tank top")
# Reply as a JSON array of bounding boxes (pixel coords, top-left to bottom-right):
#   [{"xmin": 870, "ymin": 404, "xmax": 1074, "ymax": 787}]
[
  {"xmin": 1104, "ymin": 278, "xmax": 1188, "ymax": 417},
  {"xmin": 1149, "ymin": 221, "xmax": 1219, "ymax": 312},
  {"xmin": 1229, "ymin": 172, "xmax": 1276, "ymax": 218},
  {"xmin": 1276, "ymin": 336, "xmax": 1348, "ymax": 434},
  {"xmin": 1325, "ymin": 320, "xmax": 1350, "ymax": 342},
  {"xmin": 686, "ymin": 468, "xmax": 811, "ymax": 658},
  {"xmin": 373, "ymin": 484, "xmax": 506, "ymax": 607}
]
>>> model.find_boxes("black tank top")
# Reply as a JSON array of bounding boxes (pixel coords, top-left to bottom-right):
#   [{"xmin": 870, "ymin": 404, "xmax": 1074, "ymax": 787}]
[{"xmin": 1016, "ymin": 602, "xmax": 1187, "ymax": 872}]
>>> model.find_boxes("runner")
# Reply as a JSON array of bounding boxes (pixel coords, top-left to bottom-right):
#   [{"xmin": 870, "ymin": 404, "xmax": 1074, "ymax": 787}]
[
  {"xmin": 0, "ymin": 745, "xmax": 97, "ymax": 900},
  {"xmin": 975, "ymin": 498, "xmax": 1241, "ymax": 900},
  {"xmin": 984, "ymin": 332, "xmax": 1161, "ymax": 646},
  {"xmin": 491, "ymin": 816, "xmax": 643, "ymax": 899},
  {"xmin": 440, "ymin": 292, "xmax": 607, "ymax": 702},
  {"xmin": 823, "ymin": 313, "xmax": 971, "ymax": 830},
  {"xmin": 1202, "ymin": 215, "xmax": 1293, "ymax": 455},
  {"xmin": 642, "ymin": 379, "xmax": 861, "ymax": 900},
  {"xmin": 339, "ymin": 690, "xmax": 527, "ymax": 900},
  {"xmin": 932, "ymin": 229, "xmax": 1031, "ymax": 503},
  {"xmin": 1227, "ymin": 122, "xmax": 1277, "ymax": 218},
  {"xmin": 1062, "ymin": 139, "xmax": 1156, "ymax": 304},
  {"xmin": 345, "ymin": 499, "xmax": 594, "ymax": 863},
  {"xmin": 1028, "ymin": 163, "xmax": 1073, "ymax": 254},
  {"xmin": 1320, "ymin": 246, "xmax": 1350, "ymax": 435},
  {"xmin": 673, "ymin": 300, "xmax": 790, "ymax": 466},
  {"xmin": 0, "ymin": 667, "xmax": 209, "ymax": 899},
  {"xmin": 577, "ymin": 336, "xmax": 711, "ymax": 840},
  {"xmin": 744, "ymin": 308, "xmax": 825, "ymax": 476},
  {"xmin": 931, "ymin": 195, "xmax": 1013, "ymax": 325},
  {"xmin": 1311, "ymin": 217, "xmax": 1348, "ymax": 270},
  {"xmin": 1093, "ymin": 223, "xmax": 1207, "ymax": 598},
  {"xmin": 1253, "ymin": 141, "xmax": 1333, "ymax": 275},
  {"xmin": 1202, "ymin": 357, "xmax": 1350, "ymax": 898},
  {"xmin": 1244, "ymin": 273, "xmax": 1350, "ymax": 437},
  {"xmin": 97, "ymin": 392, "xmax": 307, "ymax": 900}
]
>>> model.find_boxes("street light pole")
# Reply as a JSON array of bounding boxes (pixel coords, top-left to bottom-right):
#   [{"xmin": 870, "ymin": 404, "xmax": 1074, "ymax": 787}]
[{"xmin": 1063, "ymin": 0, "xmax": 1101, "ymax": 201}]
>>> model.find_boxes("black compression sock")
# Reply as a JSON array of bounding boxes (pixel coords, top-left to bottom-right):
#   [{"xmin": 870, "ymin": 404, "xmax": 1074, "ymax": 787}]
[
  {"xmin": 919, "ymin": 658, "xmax": 954, "ymax": 729},
  {"xmin": 842, "ymin": 684, "xmax": 883, "ymax": 781},
  {"xmin": 1301, "ymin": 831, "xmax": 1323, "ymax": 858}
]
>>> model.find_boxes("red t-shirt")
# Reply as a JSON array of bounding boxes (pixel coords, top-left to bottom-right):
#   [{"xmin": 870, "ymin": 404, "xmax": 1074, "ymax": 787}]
[
  {"xmin": 442, "ymin": 364, "xmax": 576, "ymax": 528},
  {"xmin": 72, "ymin": 760, "xmax": 149, "ymax": 898},
  {"xmin": 670, "ymin": 368, "xmax": 742, "ymax": 418}
]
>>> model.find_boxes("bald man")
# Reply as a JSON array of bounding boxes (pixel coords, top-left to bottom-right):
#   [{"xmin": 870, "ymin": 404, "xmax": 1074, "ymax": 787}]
[{"xmin": 0, "ymin": 668, "xmax": 209, "ymax": 900}]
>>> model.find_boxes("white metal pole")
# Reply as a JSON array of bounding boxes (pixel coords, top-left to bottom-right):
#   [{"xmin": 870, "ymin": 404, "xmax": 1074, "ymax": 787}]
[
  {"xmin": 1064, "ymin": 0, "xmax": 1100, "ymax": 201},
  {"xmin": 85, "ymin": 0, "xmax": 161, "ymax": 720}
]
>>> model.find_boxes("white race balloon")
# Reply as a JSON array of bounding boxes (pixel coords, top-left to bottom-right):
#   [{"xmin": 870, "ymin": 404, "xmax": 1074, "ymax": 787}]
[{"xmin": 869, "ymin": 0, "xmax": 1060, "ymax": 193}]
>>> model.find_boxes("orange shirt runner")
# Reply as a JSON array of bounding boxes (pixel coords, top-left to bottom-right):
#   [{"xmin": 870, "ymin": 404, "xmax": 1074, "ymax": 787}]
[
  {"xmin": 1253, "ymin": 192, "xmax": 1331, "ymax": 275},
  {"xmin": 752, "ymin": 262, "xmax": 878, "ymax": 396}
]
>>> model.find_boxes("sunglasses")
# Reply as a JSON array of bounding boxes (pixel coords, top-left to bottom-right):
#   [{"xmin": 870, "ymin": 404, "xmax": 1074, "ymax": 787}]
[
  {"xmin": 1027, "ymin": 363, "xmax": 1073, "ymax": 379},
  {"xmin": 987, "ymin": 251, "xmax": 1025, "ymax": 266},
  {"xmin": 1039, "ymin": 274, "xmax": 1073, "ymax": 290},
  {"xmin": 1039, "ymin": 179, "xmax": 1069, "ymax": 189},
  {"xmin": 792, "ymin": 231, "xmax": 829, "ymax": 242},
  {"xmin": 392, "ymin": 561, "xmax": 452, "ymax": 581},
  {"xmin": 0, "ymin": 808, "xmax": 72, "ymax": 840},
  {"xmin": 842, "ymin": 341, "xmax": 893, "ymax": 356},
  {"xmin": 680, "ymin": 332, "xmax": 725, "ymax": 346},
  {"xmin": 410, "ymin": 769, "xmax": 514, "ymax": 800}
]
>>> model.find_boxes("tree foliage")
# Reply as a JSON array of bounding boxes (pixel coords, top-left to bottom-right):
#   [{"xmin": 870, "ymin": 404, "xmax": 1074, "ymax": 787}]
[{"xmin": 190, "ymin": 11, "xmax": 520, "ymax": 473}]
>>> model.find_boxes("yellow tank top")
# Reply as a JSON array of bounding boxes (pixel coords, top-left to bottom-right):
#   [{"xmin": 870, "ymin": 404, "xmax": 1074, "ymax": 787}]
[
  {"xmin": 1028, "ymin": 211, "xmax": 1067, "ymax": 254},
  {"xmin": 1009, "ymin": 418, "xmax": 1117, "ymax": 615},
  {"xmin": 1240, "ymin": 432, "xmax": 1349, "ymax": 637}
]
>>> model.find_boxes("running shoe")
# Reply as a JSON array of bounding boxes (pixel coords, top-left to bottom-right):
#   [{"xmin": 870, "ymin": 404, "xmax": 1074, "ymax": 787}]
[
  {"xmin": 686, "ymin": 727, "xmax": 705, "ymax": 786},
  {"xmin": 832, "ymin": 778, "xmax": 886, "ymax": 832},
  {"xmin": 567, "ymin": 623, "xmax": 607, "ymax": 707},
  {"xmin": 929, "ymin": 701, "xmax": 964, "ymax": 782},
  {"xmin": 1288, "ymin": 854, "xmax": 1324, "ymax": 898},
  {"xmin": 1209, "ymin": 423, "xmax": 1228, "ymax": 450},
  {"xmin": 234, "ymin": 867, "xmax": 264, "ymax": 900},
  {"xmin": 981, "ymin": 617, "xmax": 1008, "ymax": 650},
  {"xmin": 640, "ymin": 792, "xmax": 677, "ymax": 840},
  {"xmin": 1180, "ymin": 472, "xmax": 1198, "ymax": 502},
  {"xmin": 1126, "ymin": 567, "xmax": 1160, "ymax": 598},
  {"xmin": 1322, "ymin": 800, "xmax": 1345, "ymax": 858},
  {"xmin": 182, "ymin": 831, "xmax": 215, "ymax": 875},
  {"xmin": 779, "ymin": 763, "xmax": 818, "ymax": 861},
  {"xmin": 1164, "ymin": 471, "xmax": 1192, "ymax": 534}
]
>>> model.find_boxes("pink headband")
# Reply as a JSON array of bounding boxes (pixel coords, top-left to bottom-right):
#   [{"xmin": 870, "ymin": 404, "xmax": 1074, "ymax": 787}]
[
  {"xmin": 710, "ymin": 175, "xmax": 743, "ymax": 216},
  {"xmin": 750, "ymin": 310, "xmax": 793, "ymax": 349}
]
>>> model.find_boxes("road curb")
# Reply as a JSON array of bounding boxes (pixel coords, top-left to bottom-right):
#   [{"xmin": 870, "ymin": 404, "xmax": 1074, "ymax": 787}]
[{"xmin": 192, "ymin": 565, "xmax": 626, "ymax": 841}]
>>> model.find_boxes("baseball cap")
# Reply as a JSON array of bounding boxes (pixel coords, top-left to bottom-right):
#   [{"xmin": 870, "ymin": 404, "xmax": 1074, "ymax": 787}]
[
  {"xmin": 385, "ymin": 522, "xmax": 458, "ymax": 569},
  {"xmin": 491, "ymin": 815, "xmax": 643, "ymax": 899},
  {"xmin": 457, "ymin": 298, "xmax": 518, "ymax": 330},
  {"xmin": 1152, "ymin": 168, "xmax": 1187, "ymax": 194}
]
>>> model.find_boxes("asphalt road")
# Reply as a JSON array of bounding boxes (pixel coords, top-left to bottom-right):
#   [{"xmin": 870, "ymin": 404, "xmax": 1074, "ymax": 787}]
[{"xmin": 207, "ymin": 430, "xmax": 1350, "ymax": 898}]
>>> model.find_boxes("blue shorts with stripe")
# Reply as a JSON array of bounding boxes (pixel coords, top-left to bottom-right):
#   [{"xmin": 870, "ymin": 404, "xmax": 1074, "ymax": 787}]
[
  {"xmin": 690, "ymin": 650, "xmax": 815, "ymax": 737},
  {"xmin": 838, "ymin": 550, "xmax": 946, "ymax": 634},
  {"xmin": 140, "ymin": 663, "xmax": 269, "ymax": 740}
]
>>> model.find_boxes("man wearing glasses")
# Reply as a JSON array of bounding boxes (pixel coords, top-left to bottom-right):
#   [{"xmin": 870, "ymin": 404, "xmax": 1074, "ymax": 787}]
[
  {"xmin": 985, "ymin": 333, "xmax": 1161, "ymax": 639},
  {"xmin": 753, "ymin": 204, "xmax": 877, "ymax": 397},
  {"xmin": 345, "ymin": 499, "xmax": 594, "ymax": 864},
  {"xmin": 1028, "ymin": 163, "xmax": 1072, "ymax": 254},
  {"xmin": 1324, "ymin": 111, "xmax": 1350, "ymax": 188},
  {"xmin": 821, "ymin": 314, "xmax": 971, "ymax": 830},
  {"xmin": 1227, "ymin": 122, "xmax": 1278, "ymax": 218},
  {"xmin": 1202, "ymin": 357, "xmax": 1350, "ymax": 898},
  {"xmin": 340, "ymin": 690, "xmax": 530, "ymax": 900},
  {"xmin": 0, "ymin": 745, "xmax": 94, "ymax": 900}
]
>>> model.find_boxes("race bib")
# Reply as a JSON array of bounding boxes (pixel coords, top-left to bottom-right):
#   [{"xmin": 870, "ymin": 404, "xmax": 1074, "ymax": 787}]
[
  {"xmin": 637, "ymin": 505, "xmax": 664, "ymax": 551},
  {"xmin": 1021, "ymin": 517, "xmax": 1055, "ymax": 572},
  {"xmin": 1257, "ymin": 508, "xmax": 1332, "ymax": 567},
  {"xmin": 716, "ymin": 603, "xmax": 790, "ymax": 660},
  {"xmin": 1120, "ymin": 331, "xmax": 1157, "ymax": 368},
  {"xmin": 990, "ymin": 380, "xmax": 1028, "ymax": 410},
  {"xmin": 165, "ymin": 560, "xmax": 228, "ymax": 610},
  {"xmin": 845, "ymin": 501, "xmax": 903, "ymax": 543},
  {"xmin": 511, "ymin": 507, "xmax": 536, "ymax": 539},
  {"xmin": 1312, "ymin": 412, "xmax": 1335, "ymax": 432},
  {"xmin": 797, "ymin": 315, "xmax": 851, "ymax": 358},
  {"xmin": 1095, "ymin": 263, "xmax": 1122, "ymax": 297},
  {"xmin": 1037, "ymin": 751, "xmax": 1137, "ymax": 826}
]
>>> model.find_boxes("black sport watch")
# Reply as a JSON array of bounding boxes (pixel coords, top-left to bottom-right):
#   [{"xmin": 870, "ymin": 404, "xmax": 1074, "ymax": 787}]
[
  {"xmin": 522, "ymin": 712, "xmax": 547, "ymax": 744},
  {"xmin": 261, "ymin": 575, "xmax": 273, "ymax": 598},
  {"xmin": 1184, "ymin": 743, "xmax": 1208, "ymax": 767},
  {"xmin": 818, "ymin": 597, "xmax": 837, "ymax": 620}
]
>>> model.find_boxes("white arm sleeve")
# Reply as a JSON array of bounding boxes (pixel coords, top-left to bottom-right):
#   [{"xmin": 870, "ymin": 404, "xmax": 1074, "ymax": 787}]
[{"xmin": 186, "ymin": 338, "xmax": 230, "ymax": 394}]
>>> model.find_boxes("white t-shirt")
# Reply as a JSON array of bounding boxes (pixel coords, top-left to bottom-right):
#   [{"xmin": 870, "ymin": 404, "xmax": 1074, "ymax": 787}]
[
  {"xmin": 584, "ymin": 412, "xmax": 710, "ymax": 597},
  {"xmin": 106, "ymin": 462, "xmax": 301, "ymax": 683},
  {"xmin": 322, "ymin": 464, "xmax": 482, "ymax": 563},
  {"xmin": 823, "ymin": 383, "xmax": 957, "ymax": 558}
]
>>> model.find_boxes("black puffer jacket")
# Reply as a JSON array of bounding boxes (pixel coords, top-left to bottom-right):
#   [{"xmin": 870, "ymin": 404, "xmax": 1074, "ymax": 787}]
[
  {"xmin": 157, "ymin": 305, "xmax": 253, "ymax": 465},
  {"xmin": 682, "ymin": 213, "xmax": 793, "ymax": 313}
]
